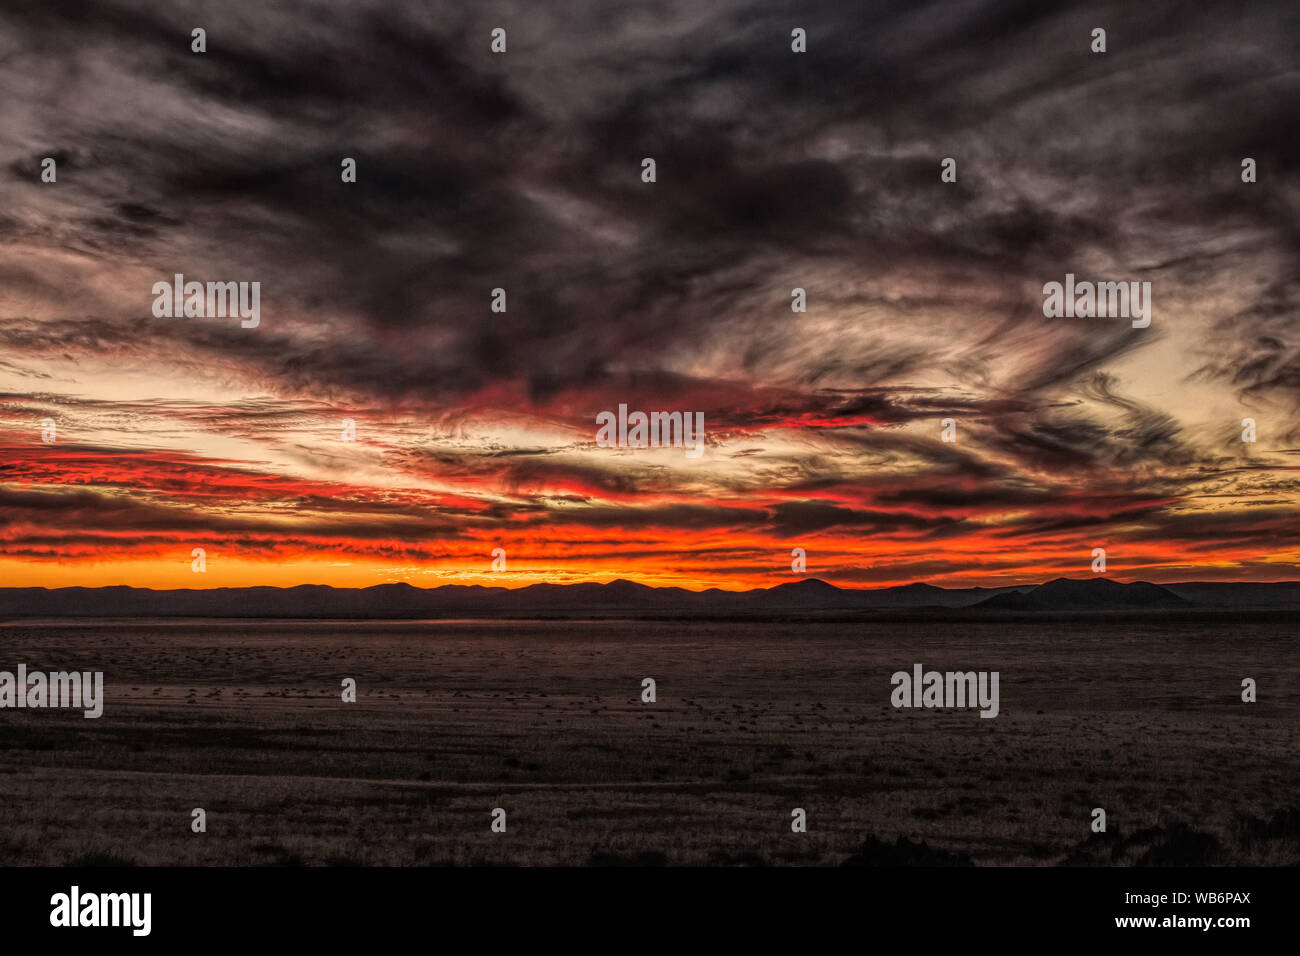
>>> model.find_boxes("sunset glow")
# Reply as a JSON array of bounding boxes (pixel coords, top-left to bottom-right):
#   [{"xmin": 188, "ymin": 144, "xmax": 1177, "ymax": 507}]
[{"xmin": 2, "ymin": 1, "xmax": 1297, "ymax": 591}]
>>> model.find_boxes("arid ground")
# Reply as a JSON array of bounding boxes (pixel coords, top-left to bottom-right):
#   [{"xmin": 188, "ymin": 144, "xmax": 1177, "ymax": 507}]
[{"xmin": 1, "ymin": 614, "xmax": 1296, "ymax": 866}]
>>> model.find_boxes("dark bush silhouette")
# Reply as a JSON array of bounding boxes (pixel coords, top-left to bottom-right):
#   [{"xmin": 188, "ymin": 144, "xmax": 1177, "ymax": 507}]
[
  {"xmin": 588, "ymin": 849, "xmax": 669, "ymax": 867},
  {"xmin": 1233, "ymin": 806, "xmax": 1300, "ymax": 843},
  {"xmin": 842, "ymin": 836, "xmax": 974, "ymax": 866},
  {"xmin": 1059, "ymin": 821, "xmax": 1220, "ymax": 866},
  {"xmin": 1126, "ymin": 822, "xmax": 1220, "ymax": 866},
  {"xmin": 708, "ymin": 849, "xmax": 768, "ymax": 867},
  {"xmin": 66, "ymin": 850, "xmax": 137, "ymax": 867}
]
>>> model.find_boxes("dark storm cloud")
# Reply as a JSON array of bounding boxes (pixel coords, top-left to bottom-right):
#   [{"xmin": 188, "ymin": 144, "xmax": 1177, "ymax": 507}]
[
  {"xmin": 976, "ymin": 371, "xmax": 1199, "ymax": 475},
  {"xmin": 3, "ymin": 0, "xmax": 1295, "ymax": 421},
  {"xmin": 1195, "ymin": 276, "xmax": 1300, "ymax": 408},
  {"xmin": 765, "ymin": 499, "xmax": 955, "ymax": 535},
  {"xmin": 0, "ymin": 481, "xmax": 479, "ymax": 543}
]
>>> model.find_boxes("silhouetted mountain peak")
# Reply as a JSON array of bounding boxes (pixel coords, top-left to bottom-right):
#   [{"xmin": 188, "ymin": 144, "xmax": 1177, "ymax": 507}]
[
  {"xmin": 978, "ymin": 577, "xmax": 1187, "ymax": 610},
  {"xmin": 602, "ymin": 579, "xmax": 656, "ymax": 594},
  {"xmin": 771, "ymin": 578, "xmax": 841, "ymax": 593},
  {"xmin": 0, "ymin": 575, "xmax": 1290, "ymax": 619}
]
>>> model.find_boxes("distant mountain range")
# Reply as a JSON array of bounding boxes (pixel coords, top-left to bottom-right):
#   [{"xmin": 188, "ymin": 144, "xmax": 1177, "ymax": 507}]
[{"xmin": 1, "ymin": 577, "xmax": 1298, "ymax": 618}]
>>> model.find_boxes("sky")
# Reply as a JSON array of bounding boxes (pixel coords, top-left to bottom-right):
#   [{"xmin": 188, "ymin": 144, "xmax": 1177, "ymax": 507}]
[{"xmin": 1, "ymin": 0, "xmax": 1298, "ymax": 591}]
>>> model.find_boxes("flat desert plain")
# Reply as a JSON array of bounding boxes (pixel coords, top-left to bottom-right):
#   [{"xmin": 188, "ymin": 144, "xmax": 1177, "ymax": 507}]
[{"xmin": 0, "ymin": 614, "xmax": 1296, "ymax": 866}]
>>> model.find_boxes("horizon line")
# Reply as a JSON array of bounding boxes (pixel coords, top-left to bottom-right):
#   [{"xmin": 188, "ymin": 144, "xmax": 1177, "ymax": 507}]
[{"xmin": 6, "ymin": 576, "xmax": 1300, "ymax": 594}]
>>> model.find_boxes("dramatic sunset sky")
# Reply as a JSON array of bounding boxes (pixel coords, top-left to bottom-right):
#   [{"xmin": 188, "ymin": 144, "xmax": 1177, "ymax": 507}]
[{"xmin": 1, "ymin": 0, "xmax": 1297, "ymax": 590}]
